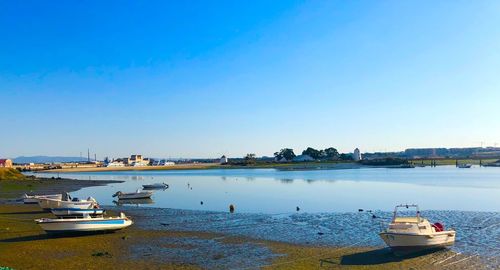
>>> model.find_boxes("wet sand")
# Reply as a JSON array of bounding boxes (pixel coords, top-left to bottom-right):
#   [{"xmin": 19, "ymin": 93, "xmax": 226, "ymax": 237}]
[{"xmin": 0, "ymin": 204, "xmax": 489, "ymax": 270}]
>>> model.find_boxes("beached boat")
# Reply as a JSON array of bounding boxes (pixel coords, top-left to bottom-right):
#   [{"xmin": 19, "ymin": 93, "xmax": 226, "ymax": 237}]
[
  {"xmin": 457, "ymin": 163, "xmax": 472, "ymax": 168},
  {"xmin": 37, "ymin": 193, "xmax": 98, "ymax": 210},
  {"xmin": 113, "ymin": 190, "xmax": 153, "ymax": 200},
  {"xmin": 36, "ymin": 213, "xmax": 132, "ymax": 234},
  {"xmin": 22, "ymin": 193, "xmax": 62, "ymax": 204},
  {"xmin": 379, "ymin": 204, "xmax": 455, "ymax": 253},
  {"xmin": 51, "ymin": 208, "xmax": 105, "ymax": 218},
  {"xmin": 142, "ymin": 183, "xmax": 169, "ymax": 189}
]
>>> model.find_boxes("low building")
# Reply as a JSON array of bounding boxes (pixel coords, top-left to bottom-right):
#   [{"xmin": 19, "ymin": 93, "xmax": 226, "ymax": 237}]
[
  {"xmin": 220, "ymin": 155, "xmax": 228, "ymax": 164},
  {"xmin": 127, "ymin": 154, "xmax": 149, "ymax": 166},
  {"xmin": 353, "ymin": 148, "xmax": 362, "ymax": 161},
  {"xmin": 292, "ymin": 154, "xmax": 315, "ymax": 162},
  {"xmin": 0, "ymin": 159, "xmax": 13, "ymax": 168}
]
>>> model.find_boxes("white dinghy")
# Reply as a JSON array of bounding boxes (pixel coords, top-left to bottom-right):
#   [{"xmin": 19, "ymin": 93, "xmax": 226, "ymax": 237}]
[
  {"xmin": 379, "ymin": 204, "xmax": 456, "ymax": 253},
  {"xmin": 113, "ymin": 190, "xmax": 153, "ymax": 200},
  {"xmin": 36, "ymin": 213, "xmax": 132, "ymax": 234},
  {"xmin": 22, "ymin": 193, "xmax": 62, "ymax": 204},
  {"xmin": 38, "ymin": 193, "xmax": 98, "ymax": 210}
]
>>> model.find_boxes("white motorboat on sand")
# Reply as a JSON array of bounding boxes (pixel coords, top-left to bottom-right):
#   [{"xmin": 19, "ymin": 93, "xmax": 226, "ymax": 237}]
[
  {"xmin": 37, "ymin": 193, "xmax": 98, "ymax": 210},
  {"xmin": 379, "ymin": 204, "xmax": 455, "ymax": 253},
  {"xmin": 36, "ymin": 213, "xmax": 132, "ymax": 234},
  {"xmin": 22, "ymin": 193, "xmax": 62, "ymax": 204},
  {"xmin": 113, "ymin": 190, "xmax": 153, "ymax": 200}
]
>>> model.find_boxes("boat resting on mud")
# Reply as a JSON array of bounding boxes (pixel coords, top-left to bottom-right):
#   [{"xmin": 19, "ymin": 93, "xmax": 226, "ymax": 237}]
[
  {"xmin": 379, "ymin": 204, "xmax": 455, "ymax": 253},
  {"xmin": 36, "ymin": 213, "xmax": 132, "ymax": 234}
]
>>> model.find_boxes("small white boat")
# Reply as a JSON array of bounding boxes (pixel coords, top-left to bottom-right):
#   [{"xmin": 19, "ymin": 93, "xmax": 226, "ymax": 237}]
[
  {"xmin": 142, "ymin": 183, "xmax": 169, "ymax": 189},
  {"xmin": 113, "ymin": 190, "xmax": 153, "ymax": 200},
  {"xmin": 51, "ymin": 208, "xmax": 105, "ymax": 218},
  {"xmin": 22, "ymin": 193, "xmax": 62, "ymax": 204},
  {"xmin": 38, "ymin": 197, "xmax": 98, "ymax": 210},
  {"xmin": 379, "ymin": 204, "xmax": 456, "ymax": 253},
  {"xmin": 457, "ymin": 164, "xmax": 472, "ymax": 168},
  {"xmin": 36, "ymin": 213, "xmax": 132, "ymax": 234},
  {"xmin": 37, "ymin": 193, "xmax": 98, "ymax": 210}
]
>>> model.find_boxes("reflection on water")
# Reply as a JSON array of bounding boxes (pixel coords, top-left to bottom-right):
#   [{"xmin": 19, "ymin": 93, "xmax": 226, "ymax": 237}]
[{"xmin": 32, "ymin": 166, "xmax": 500, "ymax": 213}]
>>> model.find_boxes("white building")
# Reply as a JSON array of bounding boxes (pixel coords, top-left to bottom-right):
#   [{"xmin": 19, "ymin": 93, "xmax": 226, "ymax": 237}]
[
  {"xmin": 220, "ymin": 155, "xmax": 228, "ymax": 164},
  {"xmin": 107, "ymin": 161, "xmax": 125, "ymax": 167},
  {"xmin": 353, "ymin": 148, "xmax": 362, "ymax": 161}
]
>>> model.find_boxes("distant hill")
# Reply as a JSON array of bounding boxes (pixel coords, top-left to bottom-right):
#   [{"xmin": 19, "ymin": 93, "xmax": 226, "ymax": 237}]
[{"xmin": 13, "ymin": 156, "xmax": 90, "ymax": 164}]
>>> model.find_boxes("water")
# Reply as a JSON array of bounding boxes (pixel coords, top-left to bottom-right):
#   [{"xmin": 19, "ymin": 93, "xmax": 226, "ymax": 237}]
[
  {"xmin": 34, "ymin": 166, "xmax": 500, "ymax": 214},
  {"xmin": 31, "ymin": 166, "xmax": 500, "ymax": 265}
]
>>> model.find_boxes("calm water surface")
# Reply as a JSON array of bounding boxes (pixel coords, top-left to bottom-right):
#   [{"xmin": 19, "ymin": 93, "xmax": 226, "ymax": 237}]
[{"xmin": 36, "ymin": 166, "xmax": 500, "ymax": 214}]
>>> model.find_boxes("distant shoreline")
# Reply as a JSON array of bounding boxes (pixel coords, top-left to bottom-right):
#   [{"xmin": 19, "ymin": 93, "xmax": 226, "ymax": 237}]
[{"xmin": 38, "ymin": 162, "xmax": 419, "ymax": 173}]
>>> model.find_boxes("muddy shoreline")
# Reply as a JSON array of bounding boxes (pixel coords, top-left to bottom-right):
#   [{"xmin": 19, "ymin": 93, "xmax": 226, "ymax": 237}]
[
  {"xmin": 0, "ymin": 204, "xmax": 490, "ymax": 270},
  {"xmin": 0, "ymin": 178, "xmax": 495, "ymax": 269}
]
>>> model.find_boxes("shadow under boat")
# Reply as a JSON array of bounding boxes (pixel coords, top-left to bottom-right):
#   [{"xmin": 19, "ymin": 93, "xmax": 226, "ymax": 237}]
[
  {"xmin": 113, "ymin": 198, "xmax": 154, "ymax": 206},
  {"xmin": 339, "ymin": 247, "xmax": 447, "ymax": 266}
]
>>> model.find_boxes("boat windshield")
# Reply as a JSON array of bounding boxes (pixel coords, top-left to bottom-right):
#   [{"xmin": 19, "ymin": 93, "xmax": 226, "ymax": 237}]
[{"xmin": 392, "ymin": 204, "xmax": 421, "ymax": 222}]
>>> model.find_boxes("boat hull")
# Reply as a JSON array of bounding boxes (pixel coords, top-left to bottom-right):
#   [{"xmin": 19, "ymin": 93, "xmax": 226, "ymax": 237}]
[
  {"xmin": 23, "ymin": 194, "xmax": 62, "ymax": 204},
  {"xmin": 142, "ymin": 184, "xmax": 168, "ymax": 189},
  {"xmin": 37, "ymin": 218, "xmax": 132, "ymax": 233},
  {"xmin": 38, "ymin": 198, "xmax": 95, "ymax": 210},
  {"xmin": 51, "ymin": 208, "xmax": 105, "ymax": 217},
  {"xmin": 379, "ymin": 231, "xmax": 455, "ymax": 252},
  {"xmin": 117, "ymin": 192, "xmax": 153, "ymax": 200}
]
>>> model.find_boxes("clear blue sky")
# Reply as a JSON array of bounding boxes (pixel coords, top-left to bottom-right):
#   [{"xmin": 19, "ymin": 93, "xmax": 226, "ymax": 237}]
[{"xmin": 1, "ymin": 0, "xmax": 500, "ymax": 159}]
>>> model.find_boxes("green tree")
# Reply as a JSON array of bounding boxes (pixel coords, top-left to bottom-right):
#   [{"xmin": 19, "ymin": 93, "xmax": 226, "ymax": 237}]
[
  {"xmin": 244, "ymin": 153, "xmax": 256, "ymax": 164},
  {"xmin": 302, "ymin": 147, "xmax": 321, "ymax": 159},
  {"xmin": 323, "ymin": 147, "xmax": 339, "ymax": 160},
  {"xmin": 274, "ymin": 148, "xmax": 296, "ymax": 161},
  {"xmin": 339, "ymin": 153, "xmax": 354, "ymax": 161}
]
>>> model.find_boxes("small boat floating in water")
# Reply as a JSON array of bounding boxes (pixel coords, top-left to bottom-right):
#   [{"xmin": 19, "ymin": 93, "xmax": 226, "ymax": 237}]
[
  {"xmin": 22, "ymin": 193, "xmax": 62, "ymax": 204},
  {"xmin": 36, "ymin": 213, "xmax": 132, "ymax": 234},
  {"xmin": 113, "ymin": 190, "xmax": 153, "ymax": 200},
  {"xmin": 142, "ymin": 183, "xmax": 169, "ymax": 189},
  {"xmin": 457, "ymin": 163, "xmax": 472, "ymax": 168},
  {"xmin": 379, "ymin": 204, "xmax": 455, "ymax": 253},
  {"xmin": 51, "ymin": 208, "xmax": 105, "ymax": 218}
]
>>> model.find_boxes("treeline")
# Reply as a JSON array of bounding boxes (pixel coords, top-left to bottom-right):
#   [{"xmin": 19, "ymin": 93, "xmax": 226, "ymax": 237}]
[{"xmin": 274, "ymin": 147, "xmax": 353, "ymax": 161}]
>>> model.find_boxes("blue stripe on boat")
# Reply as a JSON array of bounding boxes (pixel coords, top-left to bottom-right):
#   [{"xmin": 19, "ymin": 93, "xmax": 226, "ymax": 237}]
[{"xmin": 77, "ymin": 220, "xmax": 125, "ymax": 225}]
